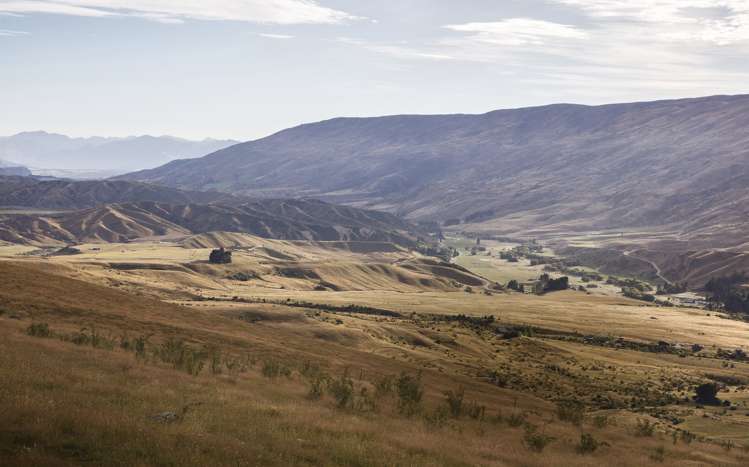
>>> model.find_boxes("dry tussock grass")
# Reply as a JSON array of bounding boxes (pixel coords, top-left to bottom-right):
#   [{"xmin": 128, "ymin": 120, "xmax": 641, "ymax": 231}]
[{"xmin": 1, "ymin": 261, "xmax": 748, "ymax": 465}]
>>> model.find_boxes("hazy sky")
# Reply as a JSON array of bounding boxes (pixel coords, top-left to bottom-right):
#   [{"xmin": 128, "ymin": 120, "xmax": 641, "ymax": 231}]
[{"xmin": 2, "ymin": 0, "xmax": 749, "ymax": 141}]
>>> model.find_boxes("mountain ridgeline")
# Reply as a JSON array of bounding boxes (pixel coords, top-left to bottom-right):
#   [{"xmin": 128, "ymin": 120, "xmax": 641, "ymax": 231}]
[
  {"xmin": 0, "ymin": 178, "xmax": 419, "ymax": 246},
  {"xmin": 119, "ymin": 95, "xmax": 749, "ymax": 248}
]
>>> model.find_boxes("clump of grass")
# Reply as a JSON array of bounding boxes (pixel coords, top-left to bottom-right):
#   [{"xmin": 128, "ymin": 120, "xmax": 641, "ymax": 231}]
[
  {"xmin": 523, "ymin": 424, "xmax": 555, "ymax": 453},
  {"xmin": 592, "ymin": 414, "xmax": 609, "ymax": 428},
  {"xmin": 375, "ymin": 374, "xmax": 395, "ymax": 397},
  {"xmin": 634, "ymin": 419, "xmax": 656, "ymax": 437},
  {"xmin": 133, "ymin": 335, "xmax": 149, "ymax": 361},
  {"xmin": 354, "ymin": 387, "xmax": 377, "ymax": 413},
  {"xmin": 155, "ymin": 338, "xmax": 206, "ymax": 376},
  {"xmin": 576, "ymin": 433, "xmax": 607, "ymax": 454},
  {"xmin": 67, "ymin": 327, "xmax": 116, "ymax": 350},
  {"xmin": 261, "ymin": 360, "xmax": 291, "ymax": 378},
  {"xmin": 679, "ymin": 430, "xmax": 696, "ymax": 445},
  {"xmin": 465, "ymin": 401, "xmax": 486, "ymax": 420},
  {"xmin": 329, "ymin": 372, "xmax": 354, "ymax": 409},
  {"xmin": 396, "ymin": 372, "xmax": 423, "ymax": 417},
  {"xmin": 443, "ymin": 386, "xmax": 464, "ymax": 418},
  {"xmin": 26, "ymin": 322, "xmax": 51, "ymax": 338},
  {"xmin": 650, "ymin": 446, "xmax": 666, "ymax": 463},
  {"xmin": 424, "ymin": 406, "xmax": 450, "ymax": 430},
  {"xmin": 307, "ymin": 373, "xmax": 329, "ymax": 400},
  {"xmin": 507, "ymin": 411, "xmax": 526, "ymax": 427},
  {"xmin": 556, "ymin": 400, "xmax": 584, "ymax": 426}
]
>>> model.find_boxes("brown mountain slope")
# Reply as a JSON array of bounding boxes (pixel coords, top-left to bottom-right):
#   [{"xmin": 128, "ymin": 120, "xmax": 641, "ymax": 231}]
[
  {"xmin": 0, "ymin": 176, "xmax": 238, "ymax": 209},
  {"xmin": 0, "ymin": 201, "xmax": 418, "ymax": 246},
  {"xmin": 119, "ymin": 94, "xmax": 749, "ymax": 247}
]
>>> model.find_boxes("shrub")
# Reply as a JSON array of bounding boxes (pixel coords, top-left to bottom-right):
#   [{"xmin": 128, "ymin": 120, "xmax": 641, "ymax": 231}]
[
  {"xmin": 134, "ymin": 335, "xmax": 149, "ymax": 360},
  {"xmin": 465, "ymin": 401, "xmax": 486, "ymax": 420},
  {"xmin": 307, "ymin": 374, "xmax": 328, "ymax": 400},
  {"xmin": 375, "ymin": 374, "xmax": 395, "ymax": 397},
  {"xmin": 523, "ymin": 424, "xmax": 555, "ymax": 453},
  {"xmin": 354, "ymin": 387, "xmax": 377, "ymax": 413},
  {"xmin": 650, "ymin": 446, "xmax": 666, "ymax": 463},
  {"xmin": 262, "ymin": 360, "xmax": 282, "ymax": 378},
  {"xmin": 208, "ymin": 347, "xmax": 222, "ymax": 375},
  {"xmin": 576, "ymin": 433, "xmax": 606, "ymax": 454},
  {"xmin": 680, "ymin": 430, "xmax": 696, "ymax": 445},
  {"xmin": 424, "ymin": 406, "xmax": 449, "ymax": 430},
  {"xmin": 396, "ymin": 372, "xmax": 423, "ymax": 416},
  {"xmin": 26, "ymin": 322, "xmax": 51, "ymax": 338},
  {"xmin": 443, "ymin": 387, "xmax": 465, "ymax": 418},
  {"xmin": 507, "ymin": 412, "xmax": 525, "ymax": 427},
  {"xmin": 694, "ymin": 383, "xmax": 720, "ymax": 405},
  {"xmin": 634, "ymin": 419, "xmax": 656, "ymax": 437},
  {"xmin": 155, "ymin": 339, "xmax": 206, "ymax": 376},
  {"xmin": 556, "ymin": 400, "xmax": 584, "ymax": 426},
  {"xmin": 329, "ymin": 373, "xmax": 354, "ymax": 409},
  {"xmin": 592, "ymin": 414, "xmax": 609, "ymax": 428}
]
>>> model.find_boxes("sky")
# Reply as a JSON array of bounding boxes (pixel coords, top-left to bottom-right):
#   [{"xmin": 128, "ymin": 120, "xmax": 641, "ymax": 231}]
[{"xmin": 2, "ymin": 0, "xmax": 749, "ymax": 141}]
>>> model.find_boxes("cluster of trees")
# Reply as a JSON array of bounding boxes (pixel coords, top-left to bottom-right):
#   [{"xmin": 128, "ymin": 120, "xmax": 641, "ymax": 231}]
[
  {"xmin": 506, "ymin": 275, "xmax": 569, "ymax": 294},
  {"xmin": 705, "ymin": 273, "xmax": 749, "ymax": 314},
  {"xmin": 539, "ymin": 274, "xmax": 569, "ymax": 292},
  {"xmin": 656, "ymin": 281, "xmax": 689, "ymax": 295},
  {"xmin": 209, "ymin": 247, "xmax": 232, "ymax": 264}
]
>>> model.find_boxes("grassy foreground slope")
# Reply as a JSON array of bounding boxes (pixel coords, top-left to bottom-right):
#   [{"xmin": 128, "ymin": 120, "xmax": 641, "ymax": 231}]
[{"xmin": 1, "ymin": 259, "xmax": 748, "ymax": 466}]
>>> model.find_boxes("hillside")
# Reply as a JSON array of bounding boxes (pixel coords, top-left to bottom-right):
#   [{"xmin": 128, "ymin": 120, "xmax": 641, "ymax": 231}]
[
  {"xmin": 0, "ymin": 201, "xmax": 418, "ymax": 246},
  {"xmin": 120, "ymin": 95, "xmax": 749, "ymax": 248},
  {"xmin": 0, "ymin": 176, "xmax": 239, "ymax": 209},
  {"xmin": 0, "ymin": 131, "xmax": 238, "ymax": 178}
]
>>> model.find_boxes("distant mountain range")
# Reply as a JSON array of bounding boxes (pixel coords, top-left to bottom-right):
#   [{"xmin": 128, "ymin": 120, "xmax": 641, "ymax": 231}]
[
  {"xmin": 119, "ymin": 94, "xmax": 749, "ymax": 250},
  {"xmin": 0, "ymin": 131, "xmax": 238, "ymax": 179},
  {"xmin": 0, "ymin": 177, "xmax": 418, "ymax": 246}
]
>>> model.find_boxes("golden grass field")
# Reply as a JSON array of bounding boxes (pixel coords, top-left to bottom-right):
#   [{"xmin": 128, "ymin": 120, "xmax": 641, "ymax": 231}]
[{"xmin": 1, "ymin": 233, "xmax": 749, "ymax": 465}]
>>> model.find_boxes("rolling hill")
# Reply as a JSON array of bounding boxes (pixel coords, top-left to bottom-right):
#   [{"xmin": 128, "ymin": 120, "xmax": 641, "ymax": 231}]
[
  {"xmin": 0, "ymin": 201, "xmax": 418, "ymax": 246},
  {"xmin": 0, "ymin": 176, "xmax": 239, "ymax": 209},
  {"xmin": 119, "ymin": 95, "xmax": 749, "ymax": 249}
]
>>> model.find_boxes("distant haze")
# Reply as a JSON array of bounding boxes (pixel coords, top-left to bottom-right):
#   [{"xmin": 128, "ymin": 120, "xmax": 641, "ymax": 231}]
[{"xmin": 0, "ymin": 132, "xmax": 238, "ymax": 179}]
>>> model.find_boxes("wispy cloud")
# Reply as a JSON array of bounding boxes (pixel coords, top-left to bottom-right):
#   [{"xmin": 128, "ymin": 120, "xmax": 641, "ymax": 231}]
[
  {"xmin": 0, "ymin": 28, "xmax": 29, "ymax": 36},
  {"xmin": 445, "ymin": 18, "xmax": 587, "ymax": 46},
  {"xmin": 556, "ymin": 0, "xmax": 749, "ymax": 45},
  {"xmin": 0, "ymin": 0, "xmax": 360, "ymax": 24},
  {"xmin": 259, "ymin": 32, "xmax": 294, "ymax": 39},
  {"xmin": 337, "ymin": 37, "xmax": 454, "ymax": 61}
]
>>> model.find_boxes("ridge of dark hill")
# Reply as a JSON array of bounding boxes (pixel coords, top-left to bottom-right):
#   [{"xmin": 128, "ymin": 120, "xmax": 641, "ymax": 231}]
[
  {"xmin": 0, "ymin": 176, "xmax": 240, "ymax": 209},
  {"xmin": 0, "ymin": 200, "xmax": 418, "ymax": 246},
  {"xmin": 118, "ymin": 94, "xmax": 749, "ymax": 248}
]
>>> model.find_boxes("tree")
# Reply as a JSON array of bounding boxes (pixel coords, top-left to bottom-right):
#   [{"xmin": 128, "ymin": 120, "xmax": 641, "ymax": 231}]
[
  {"xmin": 694, "ymin": 383, "xmax": 720, "ymax": 405},
  {"xmin": 209, "ymin": 247, "xmax": 232, "ymax": 264}
]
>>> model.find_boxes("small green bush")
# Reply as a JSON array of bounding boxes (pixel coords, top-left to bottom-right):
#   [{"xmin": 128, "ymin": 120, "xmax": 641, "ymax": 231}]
[
  {"xmin": 396, "ymin": 372, "xmax": 423, "ymax": 416},
  {"xmin": 649, "ymin": 446, "xmax": 665, "ymax": 463},
  {"xmin": 443, "ymin": 387, "xmax": 464, "ymax": 418},
  {"xmin": 424, "ymin": 406, "xmax": 449, "ymax": 430},
  {"xmin": 329, "ymin": 373, "xmax": 354, "ymax": 409},
  {"xmin": 375, "ymin": 374, "xmax": 395, "ymax": 397},
  {"xmin": 307, "ymin": 374, "xmax": 328, "ymax": 400},
  {"xmin": 634, "ymin": 419, "xmax": 656, "ymax": 437},
  {"xmin": 523, "ymin": 424, "xmax": 555, "ymax": 453},
  {"xmin": 262, "ymin": 360, "xmax": 282, "ymax": 378},
  {"xmin": 556, "ymin": 400, "xmax": 584, "ymax": 426},
  {"xmin": 576, "ymin": 433, "xmax": 607, "ymax": 454},
  {"xmin": 26, "ymin": 322, "xmax": 51, "ymax": 338}
]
